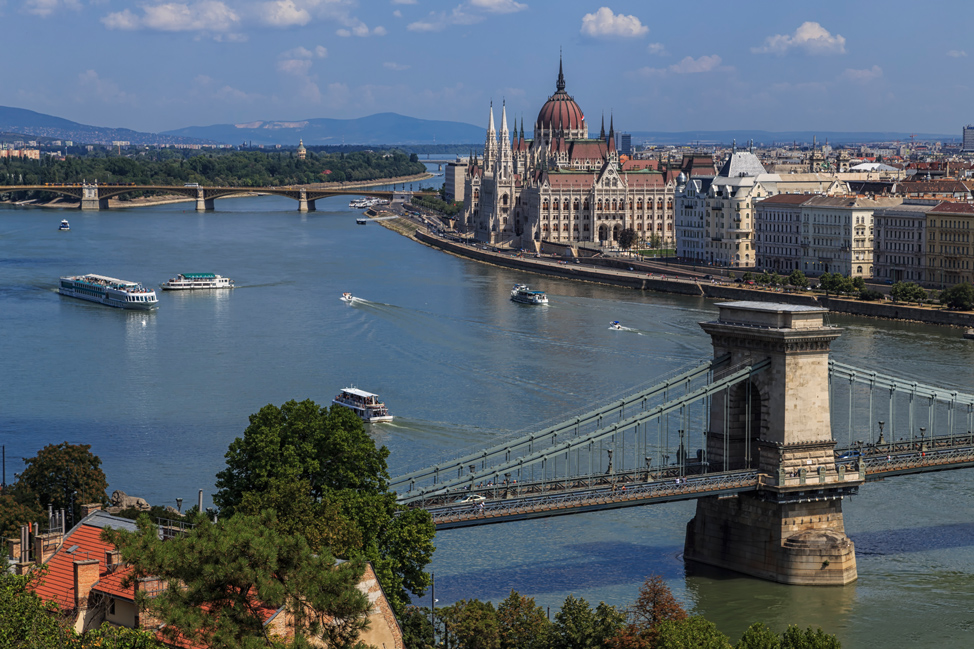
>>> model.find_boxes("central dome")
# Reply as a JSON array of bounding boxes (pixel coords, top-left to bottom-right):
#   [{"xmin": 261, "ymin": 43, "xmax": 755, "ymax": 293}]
[{"xmin": 535, "ymin": 59, "xmax": 587, "ymax": 138}]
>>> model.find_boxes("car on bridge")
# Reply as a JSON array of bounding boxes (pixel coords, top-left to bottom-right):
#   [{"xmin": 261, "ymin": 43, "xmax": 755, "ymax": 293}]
[{"xmin": 455, "ymin": 494, "xmax": 486, "ymax": 504}]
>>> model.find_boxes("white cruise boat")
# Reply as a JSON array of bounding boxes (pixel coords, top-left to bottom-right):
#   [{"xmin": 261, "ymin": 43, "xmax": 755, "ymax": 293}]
[
  {"xmin": 59, "ymin": 274, "xmax": 158, "ymax": 310},
  {"xmin": 161, "ymin": 273, "xmax": 234, "ymax": 291},
  {"xmin": 333, "ymin": 388, "xmax": 393, "ymax": 423},
  {"xmin": 511, "ymin": 284, "xmax": 548, "ymax": 305}
]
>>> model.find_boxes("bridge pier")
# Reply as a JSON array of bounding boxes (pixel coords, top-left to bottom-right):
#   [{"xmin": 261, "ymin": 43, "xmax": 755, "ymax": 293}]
[
  {"xmin": 80, "ymin": 184, "xmax": 107, "ymax": 210},
  {"xmin": 684, "ymin": 302, "xmax": 859, "ymax": 585},
  {"xmin": 196, "ymin": 189, "xmax": 214, "ymax": 212},
  {"xmin": 298, "ymin": 189, "xmax": 316, "ymax": 212}
]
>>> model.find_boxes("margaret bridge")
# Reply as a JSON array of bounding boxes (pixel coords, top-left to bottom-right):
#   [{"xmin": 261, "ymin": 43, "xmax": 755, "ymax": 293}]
[
  {"xmin": 391, "ymin": 301, "xmax": 974, "ymax": 585},
  {"xmin": 0, "ymin": 183, "xmax": 434, "ymax": 212}
]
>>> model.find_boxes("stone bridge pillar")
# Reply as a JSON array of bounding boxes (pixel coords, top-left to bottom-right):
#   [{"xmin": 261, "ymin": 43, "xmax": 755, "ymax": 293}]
[
  {"xmin": 298, "ymin": 189, "xmax": 316, "ymax": 213},
  {"xmin": 80, "ymin": 184, "xmax": 108, "ymax": 210},
  {"xmin": 684, "ymin": 301, "xmax": 860, "ymax": 585},
  {"xmin": 195, "ymin": 188, "xmax": 214, "ymax": 211}
]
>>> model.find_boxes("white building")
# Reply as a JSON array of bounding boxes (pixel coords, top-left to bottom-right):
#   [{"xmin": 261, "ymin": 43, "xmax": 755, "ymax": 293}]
[
  {"xmin": 754, "ymin": 194, "xmax": 815, "ymax": 273},
  {"xmin": 799, "ymin": 196, "xmax": 902, "ymax": 277},
  {"xmin": 675, "ymin": 175, "xmax": 713, "ymax": 262},
  {"xmin": 872, "ymin": 200, "xmax": 938, "ymax": 283}
]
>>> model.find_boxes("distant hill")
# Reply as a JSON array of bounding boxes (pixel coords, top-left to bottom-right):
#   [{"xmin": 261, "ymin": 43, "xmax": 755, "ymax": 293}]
[
  {"xmin": 629, "ymin": 130, "xmax": 958, "ymax": 146},
  {"xmin": 0, "ymin": 106, "xmax": 213, "ymax": 146},
  {"xmin": 163, "ymin": 113, "xmax": 486, "ymax": 146}
]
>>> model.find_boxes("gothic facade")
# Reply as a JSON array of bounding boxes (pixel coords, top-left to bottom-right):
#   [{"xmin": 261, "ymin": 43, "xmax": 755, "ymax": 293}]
[{"xmin": 462, "ymin": 60, "xmax": 676, "ymax": 250}]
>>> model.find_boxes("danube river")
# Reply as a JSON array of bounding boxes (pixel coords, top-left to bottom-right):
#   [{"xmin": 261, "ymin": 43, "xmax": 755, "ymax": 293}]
[{"xmin": 3, "ymin": 191, "xmax": 974, "ymax": 647}]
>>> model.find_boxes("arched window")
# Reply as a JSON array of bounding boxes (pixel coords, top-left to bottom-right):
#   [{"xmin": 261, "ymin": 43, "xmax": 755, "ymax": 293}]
[
  {"xmin": 584, "ymin": 199, "xmax": 590, "ymax": 210},
  {"xmin": 657, "ymin": 199, "xmax": 663, "ymax": 210},
  {"xmin": 563, "ymin": 200, "xmax": 569, "ymax": 210},
  {"xmin": 502, "ymin": 194, "xmax": 509, "ymax": 206},
  {"xmin": 574, "ymin": 201, "xmax": 580, "ymax": 211},
  {"xmin": 562, "ymin": 223, "xmax": 569, "ymax": 231},
  {"xmin": 543, "ymin": 201, "xmax": 549, "ymax": 210}
]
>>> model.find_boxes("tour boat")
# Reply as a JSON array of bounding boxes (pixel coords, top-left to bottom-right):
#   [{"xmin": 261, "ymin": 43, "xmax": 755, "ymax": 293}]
[
  {"xmin": 356, "ymin": 217, "xmax": 368, "ymax": 225},
  {"xmin": 59, "ymin": 274, "xmax": 158, "ymax": 310},
  {"xmin": 341, "ymin": 292, "xmax": 354, "ymax": 302},
  {"xmin": 59, "ymin": 219, "xmax": 70, "ymax": 231},
  {"xmin": 160, "ymin": 273, "xmax": 234, "ymax": 291},
  {"xmin": 964, "ymin": 328, "xmax": 974, "ymax": 340},
  {"xmin": 511, "ymin": 284, "xmax": 548, "ymax": 305},
  {"xmin": 333, "ymin": 387, "xmax": 394, "ymax": 423}
]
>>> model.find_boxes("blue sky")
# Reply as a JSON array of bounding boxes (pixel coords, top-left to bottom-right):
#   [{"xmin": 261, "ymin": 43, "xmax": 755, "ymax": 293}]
[{"xmin": 2, "ymin": 0, "xmax": 971, "ymax": 135}]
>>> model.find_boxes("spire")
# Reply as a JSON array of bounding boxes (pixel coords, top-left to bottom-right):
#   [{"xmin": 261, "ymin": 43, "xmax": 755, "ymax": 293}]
[
  {"xmin": 500, "ymin": 100, "xmax": 509, "ymax": 135},
  {"xmin": 600, "ymin": 113, "xmax": 605, "ymax": 139},
  {"xmin": 609, "ymin": 113, "xmax": 614, "ymax": 138},
  {"xmin": 487, "ymin": 101, "xmax": 495, "ymax": 134},
  {"xmin": 556, "ymin": 52, "xmax": 566, "ymax": 92}
]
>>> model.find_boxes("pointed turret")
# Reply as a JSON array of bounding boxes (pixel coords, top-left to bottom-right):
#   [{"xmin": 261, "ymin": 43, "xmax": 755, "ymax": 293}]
[
  {"xmin": 484, "ymin": 102, "xmax": 498, "ymax": 173},
  {"xmin": 488, "ymin": 101, "xmax": 496, "ymax": 135},
  {"xmin": 600, "ymin": 114, "xmax": 605, "ymax": 140},
  {"xmin": 557, "ymin": 53, "xmax": 566, "ymax": 92}
]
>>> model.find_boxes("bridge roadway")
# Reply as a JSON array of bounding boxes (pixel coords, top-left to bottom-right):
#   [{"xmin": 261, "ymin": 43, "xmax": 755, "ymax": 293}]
[
  {"xmin": 416, "ymin": 433, "xmax": 974, "ymax": 529},
  {"xmin": 0, "ymin": 183, "xmax": 434, "ymax": 211}
]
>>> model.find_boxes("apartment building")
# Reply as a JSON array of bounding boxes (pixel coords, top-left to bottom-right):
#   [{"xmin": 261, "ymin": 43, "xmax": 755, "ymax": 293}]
[
  {"xmin": 872, "ymin": 200, "xmax": 938, "ymax": 283},
  {"xmin": 925, "ymin": 201, "xmax": 974, "ymax": 288}
]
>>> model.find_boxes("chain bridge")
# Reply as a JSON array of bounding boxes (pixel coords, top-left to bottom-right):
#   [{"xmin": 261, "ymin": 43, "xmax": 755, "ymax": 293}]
[
  {"xmin": 0, "ymin": 183, "xmax": 434, "ymax": 211},
  {"xmin": 392, "ymin": 301, "xmax": 974, "ymax": 586}
]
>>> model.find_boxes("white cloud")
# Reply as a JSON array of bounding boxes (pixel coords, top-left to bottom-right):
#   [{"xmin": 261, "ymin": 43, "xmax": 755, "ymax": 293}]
[
  {"xmin": 102, "ymin": 2, "xmax": 241, "ymax": 33},
  {"xmin": 637, "ymin": 54, "xmax": 722, "ymax": 77},
  {"xmin": 24, "ymin": 0, "xmax": 80, "ymax": 17},
  {"xmin": 336, "ymin": 19, "xmax": 384, "ymax": 36},
  {"xmin": 76, "ymin": 69, "xmax": 135, "ymax": 104},
  {"xmin": 260, "ymin": 0, "xmax": 311, "ymax": 27},
  {"xmin": 469, "ymin": 0, "xmax": 526, "ymax": 13},
  {"xmin": 101, "ymin": 8, "xmax": 140, "ymax": 29},
  {"xmin": 646, "ymin": 42, "xmax": 667, "ymax": 56},
  {"xmin": 752, "ymin": 21, "xmax": 846, "ymax": 55},
  {"xmin": 393, "ymin": 9, "xmax": 401, "ymax": 17},
  {"xmin": 580, "ymin": 7, "xmax": 648, "ymax": 39},
  {"xmin": 383, "ymin": 61, "xmax": 410, "ymax": 71},
  {"xmin": 277, "ymin": 58, "xmax": 312, "ymax": 75},
  {"xmin": 948, "ymin": 50, "xmax": 967, "ymax": 58},
  {"xmin": 279, "ymin": 45, "xmax": 327, "ymax": 59},
  {"xmin": 669, "ymin": 55, "xmax": 721, "ymax": 74},
  {"xmin": 840, "ymin": 65, "xmax": 882, "ymax": 82},
  {"xmin": 391, "ymin": 0, "xmax": 416, "ymax": 4}
]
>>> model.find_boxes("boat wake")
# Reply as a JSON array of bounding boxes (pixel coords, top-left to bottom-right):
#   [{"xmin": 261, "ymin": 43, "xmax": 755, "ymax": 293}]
[{"xmin": 608, "ymin": 322, "xmax": 642, "ymax": 334}]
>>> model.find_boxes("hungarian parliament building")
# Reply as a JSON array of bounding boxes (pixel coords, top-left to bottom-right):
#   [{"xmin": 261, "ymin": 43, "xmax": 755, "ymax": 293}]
[{"xmin": 462, "ymin": 60, "xmax": 677, "ymax": 250}]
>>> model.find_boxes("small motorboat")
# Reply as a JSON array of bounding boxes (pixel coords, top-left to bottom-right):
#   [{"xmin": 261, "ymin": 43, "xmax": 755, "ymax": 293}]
[
  {"xmin": 356, "ymin": 217, "xmax": 368, "ymax": 225},
  {"xmin": 964, "ymin": 328, "xmax": 974, "ymax": 340},
  {"xmin": 59, "ymin": 219, "xmax": 70, "ymax": 231},
  {"xmin": 610, "ymin": 321, "xmax": 623, "ymax": 330},
  {"xmin": 341, "ymin": 292, "xmax": 354, "ymax": 302}
]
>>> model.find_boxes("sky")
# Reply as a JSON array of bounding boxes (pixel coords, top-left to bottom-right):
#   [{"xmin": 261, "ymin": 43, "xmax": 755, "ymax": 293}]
[{"xmin": 2, "ymin": 0, "xmax": 972, "ymax": 136}]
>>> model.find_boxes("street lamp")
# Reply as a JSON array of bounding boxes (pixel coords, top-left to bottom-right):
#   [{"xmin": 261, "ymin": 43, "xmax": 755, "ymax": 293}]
[
  {"xmin": 677, "ymin": 429, "xmax": 686, "ymax": 475},
  {"xmin": 644, "ymin": 457, "xmax": 652, "ymax": 482},
  {"xmin": 919, "ymin": 427, "xmax": 926, "ymax": 451},
  {"xmin": 877, "ymin": 421, "xmax": 885, "ymax": 445}
]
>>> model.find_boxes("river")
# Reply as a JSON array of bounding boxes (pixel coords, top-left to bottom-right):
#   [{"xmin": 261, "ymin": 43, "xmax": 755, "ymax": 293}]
[{"xmin": 2, "ymin": 185, "xmax": 973, "ymax": 647}]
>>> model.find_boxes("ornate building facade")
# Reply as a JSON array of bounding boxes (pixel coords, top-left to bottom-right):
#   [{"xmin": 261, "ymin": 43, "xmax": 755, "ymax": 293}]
[{"xmin": 462, "ymin": 60, "xmax": 677, "ymax": 250}]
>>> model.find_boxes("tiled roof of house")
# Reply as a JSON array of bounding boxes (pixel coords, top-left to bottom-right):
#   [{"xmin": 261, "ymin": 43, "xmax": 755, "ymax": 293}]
[
  {"xmin": 930, "ymin": 201, "xmax": 974, "ymax": 215},
  {"xmin": 756, "ymin": 194, "xmax": 817, "ymax": 206}
]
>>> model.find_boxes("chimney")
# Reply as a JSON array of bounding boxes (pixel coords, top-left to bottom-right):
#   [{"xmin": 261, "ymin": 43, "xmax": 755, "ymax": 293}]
[
  {"xmin": 74, "ymin": 559, "xmax": 100, "ymax": 609},
  {"xmin": 105, "ymin": 549, "xmax": 122, "ymax": 571},
  {"xmin": 33, "ymin": 530, "xmax": 63, "ymax": 565},
  {"xmin": 80, "ymin": 503, "xmax": 103, "ymax": 519}
]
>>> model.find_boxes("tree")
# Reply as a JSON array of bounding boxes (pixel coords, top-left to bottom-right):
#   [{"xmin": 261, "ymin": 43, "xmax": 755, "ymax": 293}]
[
  {"xmin": 496, "ymin": 590, "xmax": 550, "ymax": 649},
  {"xmin": 758, "ymin": 271, "xmax": 771, "ymax": 285},
  {"xmin": 15, "ymin": 443, "xmax": 107, "ymax": 525},
  {"xmin": 438, "ymin": 599, "xmax": 500, "ymax": 649},
  {"xmin": 400, "ymin": 606, "xmax": 434, "ymax": 649},
  {"xmin": 0, "ymin": 569, "xmax": 75, "ymax": 649},
  {"xmin": 617, "ymin": 228, "xmax": 638, "ymax": 251},
  {"xmin": 852, "ymin": 277, "xmax": 866, "ymax": 291},
  {"xmin": 769, "ymin": 272, "xmax": 782, "ymax": 287},
  {"xmin": 0, "ymin": 489, "xmax": 44, "ymax": 539},
  {"xmin": 858, "ymin": 289, "xmax": 884, "ymax": 302},
  {"xmin": 102, "ymin": 511, "xmax": 370, "ymax": 649},
  {"xmin": 213, "ymin": 400, "xmax": 435, "ymax": 614},
  {"xmin": 780, "ymin": 625, "xmax": 841, "ymax": 649},
  {"xmin": 788, "ymin": 270, "xmax": 808, "ymax": 289},
  {"xmin": 737, "ymin": 622, "xmax": 781, "ymax": 649},
  {"xmin": 742, "ymin": 272, "xmax": 753, "ymax": 282},
  {"xmin": 654, "ymin": 616, "xmax": 732, "ymax": 649},
  {"xmin": 939, "ymin": 282, "xmax": 974, "ymax": 310},
  {"xmin": 889, "ymin": 281, "xmax": 927, "ymax": 305},
  {"xmin": 609, "ymin": 575, "xmax": 688, "ymax": 649},
  {"xmin": 551, "ymin": 595, "xmax": 625, "ymax": 649}
]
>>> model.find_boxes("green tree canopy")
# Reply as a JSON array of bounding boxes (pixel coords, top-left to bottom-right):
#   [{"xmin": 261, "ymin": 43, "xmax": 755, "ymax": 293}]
[
  {"xmin": 439, "ymin": 599, "xmax": 500, "ymax": 649},
  {"xmin": 654, "ymin": 616, "xmax": 732, "ymax": 649},
  {"xmin": 551, "ymin": 595, "xmax": 626, "ymax": 649},
  {"xmin": 213, "ymin": 400, "xmax": 435, "ymax": 615},
  {"xmin": 102, "ymin": 511, "xmax": 370, "ymax": 649},
  {"xmin": 939, "ymin": 282, "xmax": 974, "ymax": 310},
  {"xmin": 496, "ymin": 590, "xmax": 551, "ymax": 649},
  {"xmin": 617, "ymin": 228, "xmax": 638, "ymax": 251},
  {"xmin": 780, "ymin": 625, "xmax": 841, "ymax": 649},
  {"xmin": 0, "ymin": 489, "xmax": 44, "ymax": 539},
  {"xmin": 788, "ymin": 270, "xmax": 808, "ymax": 288},
  {"xmin": 889, "ymin": 281, "xmax": 928, "ymax": 305},
  {"xmin": 736, "ymin": 622, "xmax": 781, "ymax": 649},
  {"xmin": 15, "ymin": 442, "xmax": 107, "ymax": 524}
]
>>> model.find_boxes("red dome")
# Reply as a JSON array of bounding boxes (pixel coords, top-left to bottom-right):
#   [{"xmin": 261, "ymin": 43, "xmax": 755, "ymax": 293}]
[{"xmin": 535, "ymin": 60, "xmax": 585, "ymax": 135}]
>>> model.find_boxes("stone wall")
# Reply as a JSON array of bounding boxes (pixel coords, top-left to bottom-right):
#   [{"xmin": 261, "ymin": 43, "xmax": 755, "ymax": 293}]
[{"xmin": 820, "ymin": 297, "xmax": 974, "ymax": 327}]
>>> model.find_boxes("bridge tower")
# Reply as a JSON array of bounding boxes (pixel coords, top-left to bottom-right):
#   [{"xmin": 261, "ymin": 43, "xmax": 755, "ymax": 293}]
[
  {"xmin": 81, "ymin": 184, "xmax": 108, "ymax": 210},
  {"xmin": 684, "ymin": 301, "xmax": 861, "ymax": 585}
]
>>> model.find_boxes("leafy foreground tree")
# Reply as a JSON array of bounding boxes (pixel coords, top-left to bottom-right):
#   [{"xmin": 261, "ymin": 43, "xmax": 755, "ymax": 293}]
[
  {"xmin": 736, "ymin": 622, "xmax": 782, "ymax": 649},
  {"xmin": 0, "ymin": 570, "xmax": 162, "ymax": 649},
  {"xmin": 439, "ymin": 599, "xmax": 501, "ymax": 649},
  {"xmin": 213, "ymin": 400, "xmax": 435, "ymax": 615},
  {"xmin": 550, "ymin": 594, "xmax": 626, "ymax": 649},
  {"xmin": 102, "ymin": 511, "xmax": 370, "ymax": 649},
  {"xmin": 15, "ymin": 442, "xmax": 108, "ymax": 526},
  {"xmin": 609, "ymin": 575, "xmax": 688, "ymax": 649},
  {"xmin": 655, "ymin": 616, "xmax": 732, "ymax": 649},
  {"xmin": 400, "ymin": 606, "xmax": 435, "ymax": 649},
  {"xmin": 0, "ymin": 488, "xmax": 44, "ymax": 539},
  {"xmin": 496, "ymin": 590, "xmax": 551, "ymax": 649},
  {"xmin": 780, "ymin": 625, "xmax": 841, "ymax": 649}
]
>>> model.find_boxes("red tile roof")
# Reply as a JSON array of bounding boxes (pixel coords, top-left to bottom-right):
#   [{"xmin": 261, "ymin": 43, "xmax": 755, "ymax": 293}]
[
  {"xmin": 31, "ymin": 523, "xmax": 137, "ymax": 609},
  {"xmin": 930, "ymin": 201, "xmax": 974, "ymax": 214}
]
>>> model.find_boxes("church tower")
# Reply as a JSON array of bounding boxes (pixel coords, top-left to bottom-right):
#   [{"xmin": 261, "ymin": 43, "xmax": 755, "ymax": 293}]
[
  {"xmin": 498, "ymin": 101, "xmax": 513, "ymax": 180},
  {"xmin": 484, "ymin": 103, "xmax": 498, "ymax": 174}
]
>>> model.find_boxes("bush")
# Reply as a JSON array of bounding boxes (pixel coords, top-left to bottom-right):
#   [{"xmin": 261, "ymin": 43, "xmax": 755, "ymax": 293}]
[{"xmin": 859, "ymin": 289, "xmax": 883, "ymax": 302}]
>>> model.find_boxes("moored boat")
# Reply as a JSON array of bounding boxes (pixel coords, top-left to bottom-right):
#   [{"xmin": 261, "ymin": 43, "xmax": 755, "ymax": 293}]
[
  {"xmin": 59, "ymin": 274, "xmax": 158, "ymax": 310},
  {"xmin": 333, "ymin": 387, "xmax": 394, "ymax": 423},
  {"xmin": 160, "ymin": 273, "xmax": 234, "ymax": 291},
  {"xmin": 511, "ymin": 283, "xmax": 548, "ymax": 305},
  {"xmin": 964, "ymin": 328, "xmax": 974, "ymax": 340},
  {"xmin": 59, "ymin": 219, "xmax": 70, "ymax": 231}
]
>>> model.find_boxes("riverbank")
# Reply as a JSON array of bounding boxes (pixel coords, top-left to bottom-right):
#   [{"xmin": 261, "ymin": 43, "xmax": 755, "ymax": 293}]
[
  {"xmin": 0, "ymin": 172, "xmax": 434, "ymax": 209},
  {"xmin": 371, "ymin": 217, "xmax": 974, "ymax": 329}
]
